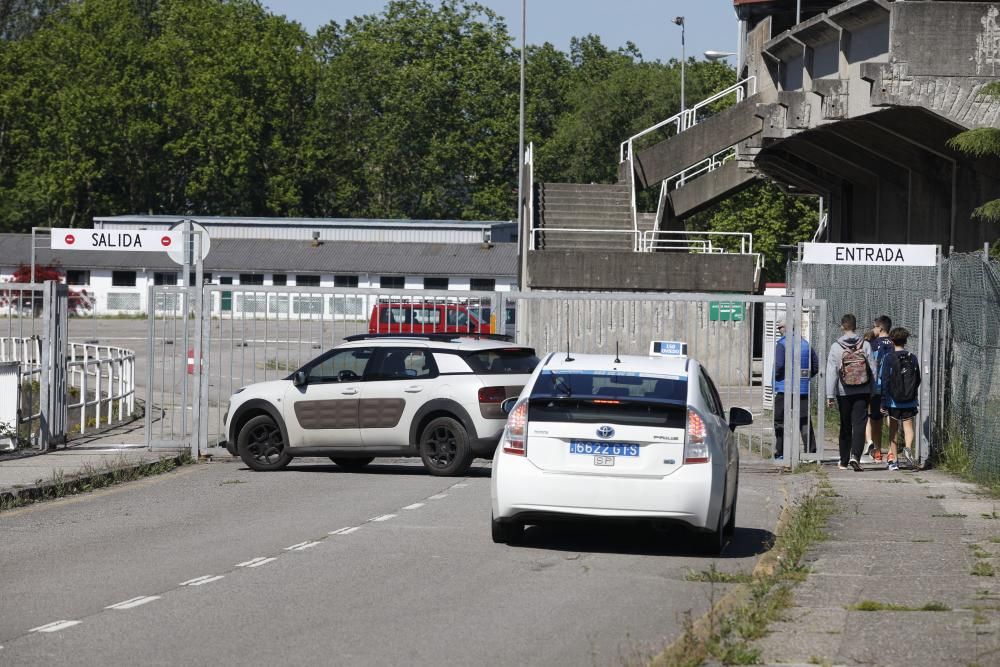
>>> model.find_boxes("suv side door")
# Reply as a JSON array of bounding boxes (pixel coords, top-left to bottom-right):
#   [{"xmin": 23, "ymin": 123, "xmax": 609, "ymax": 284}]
[
  {"xmin": 359, "ymin": 346, "xmax": 439, "ymax": 448},
  {"xmin": 283, "ymin": 347, "xmax": 375, "ymax": 448}
]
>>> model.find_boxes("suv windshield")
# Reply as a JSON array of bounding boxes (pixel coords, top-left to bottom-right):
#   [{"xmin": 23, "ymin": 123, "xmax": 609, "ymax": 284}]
[{"xmin": 464, "ymin": 348, "xmax": 539, "ymax": 374}]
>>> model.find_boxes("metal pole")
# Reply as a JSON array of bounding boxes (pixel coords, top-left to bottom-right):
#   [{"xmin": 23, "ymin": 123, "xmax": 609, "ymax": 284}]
[
  {"xmin": 680, "ymin": 20, "xmax": 685, "ymax": 127},
  {"xmin": 516, "ymin": 0, "xmax": 526, "ymax": 291},
  {"xmin": 796, "ymin": 0, "xmax": 801, "ymax": 23}
]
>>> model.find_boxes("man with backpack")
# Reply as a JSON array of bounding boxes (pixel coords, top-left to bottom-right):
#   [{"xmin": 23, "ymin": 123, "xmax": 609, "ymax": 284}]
[
  {"xmin": 879, "ymin": 327, "xmax": 921, "ymax": 471},
  {"xmin": 826, "ymin": 314, "xmax": 874, "ymax": 471},
  {"xmin": 772, "ymin": 320, "xmax": 820, "ymax": 460},
  {"xmin": 865, "ymin": 315, "xmax": 896, "ymax": 462}
]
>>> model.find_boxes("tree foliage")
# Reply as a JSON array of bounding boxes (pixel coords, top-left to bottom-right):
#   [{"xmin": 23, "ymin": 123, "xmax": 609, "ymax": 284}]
[
  {"xmin": 2, "ymin": 263, "xmax": 91, "ymax": 311},
  {"xmin": 0, "ymin": 0, "xmax": 815, "ymax": 259},
  {"xmin": 947, "ymin": 82, "xmax": 1000, "ymax": 223}
]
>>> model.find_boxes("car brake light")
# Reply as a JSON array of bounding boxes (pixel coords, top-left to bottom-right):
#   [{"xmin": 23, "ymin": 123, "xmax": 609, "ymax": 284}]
[
  {"xmin": 685, "ymin": 408, "xmax": 709, "ymax": 464},
  {"xmin": 478, "ymin": 386, "xmax": 506, "ymax": 404},
  {"xmin": 503, "ymin": 401, "xmax": 528, "ymax": 456}
]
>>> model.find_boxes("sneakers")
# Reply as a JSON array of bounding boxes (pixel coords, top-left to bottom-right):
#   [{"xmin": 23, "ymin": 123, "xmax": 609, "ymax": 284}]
[
  {"xmin": 873, "ymin": 448, "xmax": 883, "ymax": 462},
  {"xmin": 888, "ymin": 460, "xmax": 899, "ymax": 471},
  {"xmin": 864, "ymin": 442, "xmax": 875, "ymax": 458},
  {"xmin": 838, "ymin": 463, "xmax": 849, "ymax": 470},
  {"xmin": 774, "ymin": 455, "xmax": 784, "ymax": 462},
  {"xmin": 900, "ymin": 448, "xmax": 914, "ymax": 468},
  {"xmin": 849, "ymin": 456, "xmax": 863, "ymax": 471}
]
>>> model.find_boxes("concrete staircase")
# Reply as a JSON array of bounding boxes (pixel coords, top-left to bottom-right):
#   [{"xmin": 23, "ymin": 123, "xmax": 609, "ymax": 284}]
[{"xmin": 534, "ymin": 182, "xmax": 635, "ymax": 251}]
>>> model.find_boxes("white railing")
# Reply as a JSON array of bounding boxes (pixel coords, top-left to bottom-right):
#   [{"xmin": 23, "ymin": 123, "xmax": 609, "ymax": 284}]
[
  {"xmin": 640, "ymin": 230, "xmax": 764, "ymax": 284},
  {"xmin": 619, "ymin": 76, "xmax": 757, "ymax": 237},
  {"xmin": 0, "ymin": 336, "xmax": 42, "ymax": 438},
  {"xmin": 67, "ymin": 343, "xmax": 136, "ymax": 435}
]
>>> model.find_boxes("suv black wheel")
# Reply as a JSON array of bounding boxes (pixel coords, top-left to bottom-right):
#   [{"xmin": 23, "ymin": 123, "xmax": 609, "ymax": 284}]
[
  {"xmin": 237, "ymin": 414, "xmax": 291, "ymax": 471},
  {"xmin": 330, "ymin": 457, "xmax": 375, "ymax": 471},
  {"xmin": 491, "ymin": 514, "xmax": 524, "ymax": 544},
  {"xmin": 418, "ymin": 416, "xmax": 473, "ymax": 476}
]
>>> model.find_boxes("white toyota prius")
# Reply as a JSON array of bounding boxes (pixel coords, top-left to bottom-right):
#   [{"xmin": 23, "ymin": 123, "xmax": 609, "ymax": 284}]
[{"xmin": 490, "ymin": 342, "xmax": 753, "ymax": 554}]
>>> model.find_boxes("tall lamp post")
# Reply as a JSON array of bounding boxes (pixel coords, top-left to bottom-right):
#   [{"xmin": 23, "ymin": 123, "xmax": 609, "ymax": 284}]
[
  {"xmin": 516, "ymin": 0, "xmax": 527, "ymax": 291},
  {"xmin": 674, "ymin": 16, "xmax": 685, "ymax": 127}
]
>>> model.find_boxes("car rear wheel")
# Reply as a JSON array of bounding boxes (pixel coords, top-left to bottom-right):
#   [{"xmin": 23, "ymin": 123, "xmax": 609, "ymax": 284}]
[
  {"xmin": 237, "ymin": 415, "xmax": 291, "ymax": 472},
  {"xmin": 491, "ymin": 514, "xmax": 524, "ymax": 544},
  {"xmin": 418, "ymin": 416, "xmax": 473, "ymax": 476},
  {"xmin": 697, "ymin": 502, "xmax": 727, "ymax": 555},
  {"xmin": 330, "ymin": 457, "xmax": 375, "ymax": 471}
]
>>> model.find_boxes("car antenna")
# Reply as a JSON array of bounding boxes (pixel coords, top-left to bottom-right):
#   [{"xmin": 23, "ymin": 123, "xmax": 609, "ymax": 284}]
[
  {"xmin": 614, "ymin": 341, "xmax": 621, "ymax": 364},
  {"xmin": 564, "ymin": 306, "xmax": 574, "ymax": 362}
]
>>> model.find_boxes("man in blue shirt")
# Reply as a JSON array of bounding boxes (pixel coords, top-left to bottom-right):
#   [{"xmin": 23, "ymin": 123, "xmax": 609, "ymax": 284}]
[{"xmin": 773, "ymin": 320, "xmax": 820, "ymax": 459}]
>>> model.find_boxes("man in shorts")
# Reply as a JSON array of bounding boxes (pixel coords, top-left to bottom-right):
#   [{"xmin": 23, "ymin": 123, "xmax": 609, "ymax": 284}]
[{"xmin": 879, "ymin": 327, "xmax": 921, "ymax": 470}]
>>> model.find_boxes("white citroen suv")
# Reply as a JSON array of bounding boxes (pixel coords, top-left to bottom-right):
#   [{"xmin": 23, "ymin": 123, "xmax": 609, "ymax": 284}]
[{"xmin": 223, "ymin": 335, "xmax": 539, "ymax": 476}]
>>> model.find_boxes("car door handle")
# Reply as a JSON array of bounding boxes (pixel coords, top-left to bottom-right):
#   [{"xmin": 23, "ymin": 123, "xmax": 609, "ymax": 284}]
[
  {"xmin": 404, "ymin": 386, "xmax": 423, "ymax": 393},
  {"xmin": 341, "ymin": 388, "xmax": 359, "ymax": 395}
]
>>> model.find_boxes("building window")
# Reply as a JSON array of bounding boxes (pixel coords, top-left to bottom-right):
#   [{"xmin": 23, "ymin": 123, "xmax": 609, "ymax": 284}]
[
  {"xmin": 239, "ymin": 273, "xmax": 264, "ymax": 285},
  {"xmin": 272, "ymin": 274, "xmax": 287, "ymax": 286},
  {"xmin": 189, "ymin": 272, "xmax": 213, "ymax": 285},
  {"xmin": 470, "ymin": 278, "xmax": 495, "ymax": 291},
  {"xmin": 334, "ymin": 275, "xmax": 359, "ymax": 288},
  {"xmin": 380, "ymin": 276, "xmax": 404, "ymax": 289},
  {"xmin": 424, "ymin": 277, "xmax": 449, "ymax": 291},
  {"xmin": 66, "ymin": 270, "xmax": 90, "ymax": 286},
  {"xmin": 296, "ymin": 275, "xmax": 321, "ymax": 287},
  {"xmin": 112, "ymin": 271, "xmax": 137, "ymax": 287},
  {"xmin": 153, "ymin": 272, "xmax": 178, "ymax": 286}
]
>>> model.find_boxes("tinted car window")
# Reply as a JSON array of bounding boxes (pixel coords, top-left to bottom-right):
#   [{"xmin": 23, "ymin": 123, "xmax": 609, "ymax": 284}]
[
  {"xmin": 306, "ymin": 348, "xmax": 373, "ymax": 383},
  {"xmin": 530, "ymin": 370, "xmax": 686, "ymax": 402},
  {"xmin": 464, "ymin": 348, "xmax": 539, "ymax": 374},
  {"xmin": 529, "ymin": 399, "xmax": 686, "ymax": 429},
  {"xmin": 367, "ymin": 348, "xmax": 437, "ymax": 381},
  {"xmin": 379, "ymin": 307, "xmax": 411, "ymax": 325}
]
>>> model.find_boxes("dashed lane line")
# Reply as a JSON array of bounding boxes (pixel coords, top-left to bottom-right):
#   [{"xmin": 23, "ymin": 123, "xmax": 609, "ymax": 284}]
[
  {"xmin": 179, "ymin": 575, "xmax": 225, "ymax": 587},
  {"xmin": 329, "ymin": 526, "xmax": 361, "ymax": 535},
  {"xmin": 105, "ymin": 596, "xmax": 160, "ymax": 610},
  {"xmin": 370, "ymin": 513, "xmax": 397, "ymax": 522},
  {"xmin": 428, "ymin": 493, "xmax": 448, "ymax": 500},
  {"xmin": 402, "ymin": 503, "xmax": 425, "ymax": 510},
  {"xmin": 29, "ymin": 620, "xmax": 81, "ymax": 633},
  {"xmin": 236, "ymin": 557, "xmax": 277, "ymax": 568},
  {"xmin": 285, "ymin": 541, "xmax": 321, "ymax": 552}
]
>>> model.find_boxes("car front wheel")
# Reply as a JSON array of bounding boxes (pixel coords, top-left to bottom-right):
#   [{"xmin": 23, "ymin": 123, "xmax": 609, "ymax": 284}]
[
  {"xmin": 418, "ymin": 416, "xmax": 473, "ymax": 476},
  {"xmin": 237, "ymin": 415, "xmax": 291, "ymax": 472}
]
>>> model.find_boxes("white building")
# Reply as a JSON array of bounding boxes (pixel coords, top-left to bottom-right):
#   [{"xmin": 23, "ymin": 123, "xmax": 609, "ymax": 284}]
[{"xmin": 0, "ymin": 217, "xmax": 518, "ymax": 316}]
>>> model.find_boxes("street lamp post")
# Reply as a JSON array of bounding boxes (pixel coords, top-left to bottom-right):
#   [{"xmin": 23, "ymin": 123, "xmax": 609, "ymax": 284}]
[
  {"xmin": 517, "ymin": 0, "xmax": 527, "ymax": 291},
  {"xmin": 674, "ymin": 16, "xmax": 685, "ymax": 128}
]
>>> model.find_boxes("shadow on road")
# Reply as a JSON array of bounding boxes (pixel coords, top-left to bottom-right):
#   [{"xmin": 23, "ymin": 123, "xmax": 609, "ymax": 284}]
[
  {"xmin": 510, "ymin": 522, "xmax": 774, "ymax": 559},
  {"xmin": 262, "ymin": 462, "xmax": 494, "ymax": 478}
]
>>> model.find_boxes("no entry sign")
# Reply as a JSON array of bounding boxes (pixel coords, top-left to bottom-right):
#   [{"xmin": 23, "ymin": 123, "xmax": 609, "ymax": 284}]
[{"xmin": 51, "ymin": 228, "xmax": 181, "ymax": 252}]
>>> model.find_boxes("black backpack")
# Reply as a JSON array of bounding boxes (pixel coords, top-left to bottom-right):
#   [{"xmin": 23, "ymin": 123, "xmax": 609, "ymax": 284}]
[{"xmin": 887, "ymin": 351, "xmax": 921, "ymax": 403}]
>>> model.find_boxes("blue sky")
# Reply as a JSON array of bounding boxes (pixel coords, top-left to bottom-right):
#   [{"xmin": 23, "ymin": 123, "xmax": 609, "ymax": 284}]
[{"xmin": 262, "ymin": 1, "xmax": 739, "ymax": 64}]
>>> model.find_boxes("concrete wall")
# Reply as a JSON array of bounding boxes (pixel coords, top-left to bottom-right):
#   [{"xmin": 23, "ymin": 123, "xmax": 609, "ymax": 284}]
[{"xmin": 527, "ymin": 251, "xmax": 757, "ymax": 293}]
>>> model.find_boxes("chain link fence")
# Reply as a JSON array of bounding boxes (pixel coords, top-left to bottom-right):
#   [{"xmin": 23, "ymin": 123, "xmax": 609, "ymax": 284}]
[{"xmin": 943, "ymin": 252, "xmax": 1000, "ymax": 485}]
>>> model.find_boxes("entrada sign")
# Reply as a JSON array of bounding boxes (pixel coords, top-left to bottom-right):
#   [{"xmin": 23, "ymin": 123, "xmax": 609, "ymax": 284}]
[
  {"xmin": 801, "ymin": 242, "xmax": 937, "ymax": 267},
  {"xmin": 51, "ymin": 228, "xmax": 181, "ymax": 252}
]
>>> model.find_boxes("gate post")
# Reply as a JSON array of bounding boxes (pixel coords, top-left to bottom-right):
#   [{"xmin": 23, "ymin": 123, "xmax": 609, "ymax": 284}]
[{"xmin": 39, "ymin": 280, "xmax": 69, "ymax": 450}]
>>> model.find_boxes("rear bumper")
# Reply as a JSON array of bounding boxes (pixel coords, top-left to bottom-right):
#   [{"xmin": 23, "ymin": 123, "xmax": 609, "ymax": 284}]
[{"xmin": 491, "ymin": 453, "xmax": 724, "ymax": 530}]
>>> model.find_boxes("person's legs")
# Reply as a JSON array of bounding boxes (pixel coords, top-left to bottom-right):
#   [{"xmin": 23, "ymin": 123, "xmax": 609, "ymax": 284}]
[
  {"xmin": 849, "ymin": 395, "xmax": 867, "ymax": 468},
  {"xmin": 836, "ymin": 396, "xmax": 852, "ymax": 466},
  {"xmin": 799, "ymin": 396, "xmax": 816, "ymax": 454},
  {"xmin": 773, "ymin": 393, "xmax": 785, "ymax": 459},
  {"xmin": 868, "ymin": 395, "xmax": 884, "ymax": 460},
  {"xmin": 887, "ymin": 417, "xmax": 900, "ymax": 464},
  {"xmin": 902, "ymin": 416, "xmax": 916, "ymax": 462}
]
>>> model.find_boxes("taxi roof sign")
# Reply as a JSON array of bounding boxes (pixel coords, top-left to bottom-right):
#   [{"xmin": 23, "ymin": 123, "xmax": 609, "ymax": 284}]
[{"xmin": 649, "ymin": 341, "xmax": 687, "ymax": 357}]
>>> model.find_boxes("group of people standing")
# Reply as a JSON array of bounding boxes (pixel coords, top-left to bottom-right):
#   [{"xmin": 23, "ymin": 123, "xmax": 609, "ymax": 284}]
[{"xmin": 773, "ymin": 313, "xmax": 921, "ymax": 470}]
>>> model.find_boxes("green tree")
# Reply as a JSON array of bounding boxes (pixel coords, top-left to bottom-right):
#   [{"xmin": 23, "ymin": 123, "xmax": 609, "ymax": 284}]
[
  {"xmin": 689, "ymin": 181, "xmax": 819, "ymax": 283},
  {"xmin": 947, "ymin": 82, "xmax": 1000, "ymax": 223}
]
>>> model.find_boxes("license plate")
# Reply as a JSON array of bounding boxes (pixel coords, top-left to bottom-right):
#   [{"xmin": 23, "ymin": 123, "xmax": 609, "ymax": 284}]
[{"xmin": 569, "ymin": 441, "xmax": 640, "ymax": 457}]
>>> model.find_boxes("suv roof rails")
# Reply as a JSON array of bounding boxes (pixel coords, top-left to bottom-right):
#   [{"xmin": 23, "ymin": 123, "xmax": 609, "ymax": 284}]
[{"xmin": 343, "ymin": 333, "xmax": 515, "ymax": 343}]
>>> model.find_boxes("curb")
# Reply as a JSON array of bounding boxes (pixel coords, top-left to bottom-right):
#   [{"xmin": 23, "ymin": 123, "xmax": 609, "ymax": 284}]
[
  {"xmin": 0, "ymin": 453, "xmax": 191, "ymax": 509},
  {"xmin": 649, "ymin": 475, "xmax": 812, "ymax": 666}
]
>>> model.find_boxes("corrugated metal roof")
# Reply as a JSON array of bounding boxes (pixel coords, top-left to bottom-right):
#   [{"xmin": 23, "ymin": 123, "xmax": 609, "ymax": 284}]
[{"xmin": 0, "ymin": 234, "xmax": 518, "ymax": 277}]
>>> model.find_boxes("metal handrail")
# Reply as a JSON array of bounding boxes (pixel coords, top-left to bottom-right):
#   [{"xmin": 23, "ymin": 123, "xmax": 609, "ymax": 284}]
[
  {"xmin": 531, "ymin": 227, "xmax": 641, "ymax": 249},
  {"xmin": 641, "ymin": 230, "xmax": 754, "ymax": 255},
  {"xmin": 67, "ymin": 343, "xmax": 136, "ymax": 435},
  {"xmin": 666, "ymin": 145, "xmax": 738, "ymax": 191}
]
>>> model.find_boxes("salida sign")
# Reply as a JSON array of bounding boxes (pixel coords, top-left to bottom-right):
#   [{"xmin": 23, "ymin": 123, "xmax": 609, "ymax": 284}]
[
  {"xmin": 51, "ymin": 228, "xmax": 181, "ymax": 252},
  {"xmin": 801, "ymin": 242, "xmax": 937, "ymax": 267}
]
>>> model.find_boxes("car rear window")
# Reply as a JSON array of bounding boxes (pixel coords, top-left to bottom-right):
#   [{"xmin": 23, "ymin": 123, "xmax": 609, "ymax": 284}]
[
  {"xmin": 530, "ymin": 370, "xmax": 687, "ymax": 402},
  {"xmin": 464, "ymin": 348, "xmax": 539, "ymax": 374},
  {"xmin": 528, "ymin": 398, "xmax": 686, "ymax": 429}
]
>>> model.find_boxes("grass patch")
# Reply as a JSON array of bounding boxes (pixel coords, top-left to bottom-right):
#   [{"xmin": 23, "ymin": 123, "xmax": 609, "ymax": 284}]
[
  {"xmin": 653, "ymin": 473, "xmax": 836, "ymax": 666},
  {"xmin": 969, "ymin": 544, "xmax": 990, "ymax": 559},
  {"xmin": 927, "ymin": 494, "xmax": 946, "ymax": 499},
  {"xmin": 971, "ymin": 561, "xmax": 996, "ymax": 577},
  {"xmin": 911, "ymin": 538, "xmax": 935, "ymax": 543},
  {"xmin": 880, "ymin": 478, "xmax": 907, "ymax": 484},
  {"xmin": 220, "ymin": 479, "xmax": 247, "ymax": 485},
  {"xmin": 989, "ymin": 537, "xmax": 1000, "ymax": 544},
  {"xmin": 685, "ymin": 565, "xmax": 753, "ymax": 584},
  {"xmin": 849, "ymin": 600, "xmax": 951, "ymax": 612},
  {"xmin": 932, "ymin": 513, "xmax": 967, "ymax": 518},
  {"xmin": 981, "ymin": 510, "xmax": 999, "ymax": 520},
  {"xmin": 0, "ymin": 452, "xmax": 193, "ymax": 513},
  {"xmin": 936, "ymin": 435, "xmax": 1000, "ymax": 499}
]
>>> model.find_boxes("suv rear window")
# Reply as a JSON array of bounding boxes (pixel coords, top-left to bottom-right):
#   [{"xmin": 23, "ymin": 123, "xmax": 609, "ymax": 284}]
[{"xmin": 464, "ymin": 348, "xmax": 539, "ymax": 374}]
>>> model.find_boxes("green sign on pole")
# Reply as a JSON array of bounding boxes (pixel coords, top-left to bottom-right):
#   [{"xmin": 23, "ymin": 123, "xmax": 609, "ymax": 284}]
[{"xmin": 709, "ymin": 301, "xmax": 745, "ymax": 322}]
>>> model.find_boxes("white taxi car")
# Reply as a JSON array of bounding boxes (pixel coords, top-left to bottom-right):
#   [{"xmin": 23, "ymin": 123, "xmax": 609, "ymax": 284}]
[{"xmin": 490, "ymin": 341, "xmax": 752, "ymax": 553}]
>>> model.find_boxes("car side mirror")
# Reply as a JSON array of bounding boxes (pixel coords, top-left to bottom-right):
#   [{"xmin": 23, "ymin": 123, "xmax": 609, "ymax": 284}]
[
  {"xmin": 500, "ymin": 397, "xmax": 518, "ymax": 415},
  {"xmin": 728, "ymin": 407, "xmax": 753, "ymax": 431},
  {"xmin": 292, "ymin": 370, "xmax": 307, "ymax": 387}
]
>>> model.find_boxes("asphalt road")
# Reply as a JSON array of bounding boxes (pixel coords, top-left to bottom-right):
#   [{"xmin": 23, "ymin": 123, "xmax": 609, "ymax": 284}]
[{"xmin": 0, "ymin": 458, "xmax": 788, "ymax": 666}]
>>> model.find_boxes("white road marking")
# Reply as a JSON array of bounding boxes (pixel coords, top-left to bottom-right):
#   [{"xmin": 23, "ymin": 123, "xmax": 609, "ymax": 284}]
[
  {"xmin": 29, "ymin": 620, "xmax": 81, "ymax": 633},
  {"xmin": 370, "ymin": 514, "xmax": 396, "ymax": 522},
  {"xmin": 286, "ymin": 540, "xmax": 321, "ymax": 551},
  {"xmin": 180, "ymin": 575, "xmax": 224, "ymax": 586},
  {"xmin": 236, "ymin": 557, "xmax": 277, "ymax": 568},
  {"xmin": 329, "ymin": 526, "xmax": 360, "ymax": 535},
  {"xmin": 106, "ymin": 596, "xmax": 160, "ymax": 610},
  {"xmin": 402, "ymin": 503, "xmax": 425, "ymax": 510},
  {"xmin": 453, "ymin": 483, "xmax": 469, "ymax": 488},
  {"xmin": 428, "ymin": 493, "xmax": 448, "ymax": 500}
]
